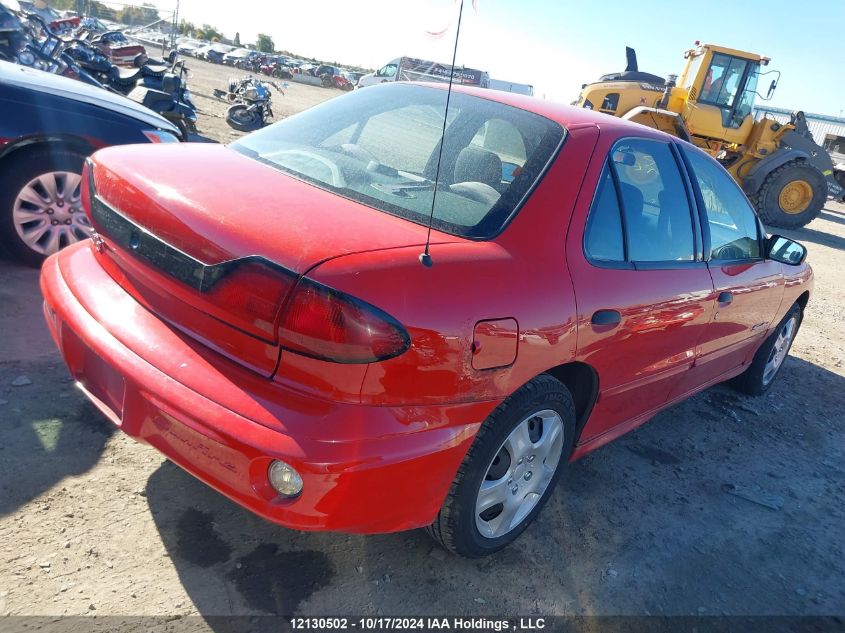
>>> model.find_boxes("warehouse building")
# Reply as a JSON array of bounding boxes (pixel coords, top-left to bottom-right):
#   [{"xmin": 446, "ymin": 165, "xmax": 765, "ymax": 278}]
[{"xmin": 754, "ymin": 106, "xmax": 845, "ymax": 161}]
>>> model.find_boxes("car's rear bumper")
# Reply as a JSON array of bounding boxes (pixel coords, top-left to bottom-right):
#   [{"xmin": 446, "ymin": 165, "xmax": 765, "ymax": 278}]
[{"xmin": 40, "ymin": 242, "xmax": 493, "ymax": 533}]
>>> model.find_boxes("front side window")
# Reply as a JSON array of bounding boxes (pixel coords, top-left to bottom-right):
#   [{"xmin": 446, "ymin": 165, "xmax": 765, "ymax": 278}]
[
  {"xmin": 732, "ymin": 66, "xmax": 759, "ymax": 125},
  {"xmin": 232, "ymin": 84, "xmax": 565, "ymax": 238},
  {"xmin": 584, "ymin": 138, "xmax": 696, "ymax": 266},
  {"xmin": 379, "ymin": 64, "xmax": 398, "ymax": 78},
  {"xmin": 700, "ymin": 53, "xmax": 748, "ymax": 107},
  {"xmin": 683, "ymin": 148, "xmax": 760, "ymax": 261}
]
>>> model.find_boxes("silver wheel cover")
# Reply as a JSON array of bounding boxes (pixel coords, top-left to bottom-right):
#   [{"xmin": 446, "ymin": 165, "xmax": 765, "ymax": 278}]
[
  {"xmin": 762, "ymin": 314, "xmax": 798, "ymax": 386},
  {"xmin": 475, "ymin": 409, "xmax": 564, "ymax": 539}
]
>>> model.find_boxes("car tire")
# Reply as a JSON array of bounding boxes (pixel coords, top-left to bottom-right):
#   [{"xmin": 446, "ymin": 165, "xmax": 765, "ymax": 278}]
[
  {"xmin": 426, "ymin": 375, "xmax": 576, "ymax": 557},
  {"xmin": 0, "ymin": 148, "xmax": 90, "ymax": 268},
  {"xmin": 731, "ymin": 304, "xmax": 802, "ymax": 396},
  {"xmin": 750, "ymin": 161, "xmax": 826, "ymax": 229}
]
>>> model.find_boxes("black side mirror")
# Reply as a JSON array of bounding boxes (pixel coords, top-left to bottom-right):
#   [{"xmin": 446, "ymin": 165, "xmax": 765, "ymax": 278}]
[
  {"xmin": 766, "ymin": 79, "xmax": 777, "ymax": 99},
  {"xmin": 766, "ymin": 234, "xmax": 806, "ymax": 265}
]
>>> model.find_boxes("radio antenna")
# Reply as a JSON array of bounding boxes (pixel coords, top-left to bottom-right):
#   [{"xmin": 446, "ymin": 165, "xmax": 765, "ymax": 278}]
[{"xmin": 419, "ymin": 0, "xmax": 465, "ymax": 268}]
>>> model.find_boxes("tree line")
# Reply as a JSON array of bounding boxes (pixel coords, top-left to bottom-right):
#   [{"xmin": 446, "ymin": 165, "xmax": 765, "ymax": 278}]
[
  {"xmin": 48, "ymin": 2, "xmax": 278, "ymax": 54},
  {"xmin": 176, "ymin": 21, "xmax": 275, "ymax": 53},
  {"xmin": 50, "ymin": 0, "xmax": 161, "ymax": 25}
]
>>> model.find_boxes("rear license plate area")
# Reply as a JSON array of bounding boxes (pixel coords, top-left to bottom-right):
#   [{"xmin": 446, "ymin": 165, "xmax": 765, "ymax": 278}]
[{"xmin": 61, "ymin": 328, "xmax": 126, "ymax": 423}]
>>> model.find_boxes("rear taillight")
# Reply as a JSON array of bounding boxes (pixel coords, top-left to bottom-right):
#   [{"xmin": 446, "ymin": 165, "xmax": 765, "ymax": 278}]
[
  {"xmin": 205, "ymin": 261, "xmax": 296, "ymax": 339},
  {"xmin": 278, "ymin": 278, "xmax": 410, "ymax": 364}
]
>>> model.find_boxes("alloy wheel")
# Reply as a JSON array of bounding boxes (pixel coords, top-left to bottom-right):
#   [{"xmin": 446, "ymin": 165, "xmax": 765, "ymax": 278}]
[
  {"xmin": 12, "ymin": 170, "xmax": 91, "ymax": 256},
  {"xmin": 475, "ymin": 409, "xmax": 564, "ymax": 539}
]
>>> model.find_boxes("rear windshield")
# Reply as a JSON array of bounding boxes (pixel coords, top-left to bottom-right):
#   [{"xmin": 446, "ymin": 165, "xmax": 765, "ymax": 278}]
[{"xmin": 231, "ymin": 83, "xmax": 565, "ymax": 238}]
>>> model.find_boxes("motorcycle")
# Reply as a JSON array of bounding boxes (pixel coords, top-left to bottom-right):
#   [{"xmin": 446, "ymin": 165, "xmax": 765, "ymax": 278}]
[
  {"xmin": 235, "ymin": 56, "xmax": 262, "ymax": 73},
  {"xmin": 127, "ymin": 57, "xmax": 198, "ymax": 139},
  {"xmin": 66, "ymin": 42, "xmax": 197, "ymax": 137},
  {"xmin": 7, "ymin": 11, "xmax": 197, "ymax": 139},
  {"xmin": 2, "ymin": 11, "xmax": 103, "ymax": 87},
  {"xmin": 64, "ymin": 38, "xmax": 170, "ymax": 94},
  {"xmin": 213, "ymin": 75, "xmax": 283, "ymax": 132},
  {"xmin": 0, "ymin": 2, "xmax": 25, "ymax": 61}
]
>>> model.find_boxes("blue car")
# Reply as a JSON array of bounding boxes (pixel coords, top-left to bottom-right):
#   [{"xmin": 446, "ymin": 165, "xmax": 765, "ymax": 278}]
[
  {"xmin": 206, "ymin": 49, "xmax": 225, "ymax": 64},
  {"xmin": 0, "ymin": 60, "xmax": 180, "ymax": 266}
]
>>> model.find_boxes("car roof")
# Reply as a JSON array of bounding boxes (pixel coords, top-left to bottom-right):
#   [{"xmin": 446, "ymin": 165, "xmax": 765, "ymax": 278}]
[{"xmin": 419, "ymin": 82, "xmax": 678, "ymax": 141}]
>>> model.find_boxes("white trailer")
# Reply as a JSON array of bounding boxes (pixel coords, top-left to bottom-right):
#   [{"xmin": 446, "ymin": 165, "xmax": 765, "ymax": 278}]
[{"xmin": 488, "ymin": 78, "xmax": 534, "ymax": 97}]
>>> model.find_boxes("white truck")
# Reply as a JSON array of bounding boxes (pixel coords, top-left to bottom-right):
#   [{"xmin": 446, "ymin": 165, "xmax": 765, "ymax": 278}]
[{"xmin": 357, "ymin": 56, "xmax": 489, "ymax": 89}]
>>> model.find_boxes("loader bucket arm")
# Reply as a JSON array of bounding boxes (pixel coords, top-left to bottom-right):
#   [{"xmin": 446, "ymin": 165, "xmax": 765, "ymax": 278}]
[{"xmin": 621, "ymin": 107, "xmax": 692, "ymax": 142}]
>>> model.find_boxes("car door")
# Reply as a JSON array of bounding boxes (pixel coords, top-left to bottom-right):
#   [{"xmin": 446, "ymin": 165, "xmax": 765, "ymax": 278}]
[
  {"xmin": 670, "ymin": 146, "xmax": 785, "ymax": 395},
  {"xmin": 567, "ymin": 136, "xmax": 715, "ymax": 444}
]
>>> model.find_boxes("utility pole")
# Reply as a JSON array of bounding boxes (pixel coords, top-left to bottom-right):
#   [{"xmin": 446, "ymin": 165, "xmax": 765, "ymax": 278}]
[{"xmin": 170, "ymin": 0, "xmax": 179, "ymax": 49}]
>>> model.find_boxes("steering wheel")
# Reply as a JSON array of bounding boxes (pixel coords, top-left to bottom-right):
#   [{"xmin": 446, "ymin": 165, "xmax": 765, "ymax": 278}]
[
  {"xmin": 271, "ymin": 149, "xmax": 348, "ymax": 189},
  {"xmin": 338, "ymin": 143, "xmax": 377, "ymax": 163},
  {"xmin": 711, "ymin": 243, "xmax": 745, "ymax": 261},
  {"xmin": 336, "ymin": 143, "xmax": 399, "ymax": 177}
]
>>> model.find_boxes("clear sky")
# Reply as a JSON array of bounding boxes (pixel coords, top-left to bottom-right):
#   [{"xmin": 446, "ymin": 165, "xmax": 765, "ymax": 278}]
[{"xmin": 145, "ymin": 0, "xmax": 845, "ymax": 115}]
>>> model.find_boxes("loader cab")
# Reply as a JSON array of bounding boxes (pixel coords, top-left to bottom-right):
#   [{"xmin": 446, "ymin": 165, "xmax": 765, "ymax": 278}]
[{"xmin": 680, "ymin": 44, "xmax": 766, "ymax": 144}]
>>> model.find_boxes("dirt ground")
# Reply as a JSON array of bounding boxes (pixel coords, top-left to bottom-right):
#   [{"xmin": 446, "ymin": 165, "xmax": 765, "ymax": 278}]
[
  {"xmin": 181, "ymin": 57, "xmax": 340, "ymax": 143},
  {"xmin": 0, "ymin": 58, "xmax": 844, "ymax": 626}
]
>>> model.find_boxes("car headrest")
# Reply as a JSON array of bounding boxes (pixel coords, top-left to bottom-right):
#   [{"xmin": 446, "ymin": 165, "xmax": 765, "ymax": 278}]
[
  {"xmin": 618, "ymin": 181, "xmax": 644, "ymax": 217},
  {"xmin": 454, "ymin": 146, "xmax": 502, "ymax": 189}
]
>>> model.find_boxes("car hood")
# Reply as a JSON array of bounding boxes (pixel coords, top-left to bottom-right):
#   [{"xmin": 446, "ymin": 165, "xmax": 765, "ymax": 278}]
[
  {"xmin": 88, "ymin": 143, "xmax": 458, "ymax": 273},
  {"xmin": 0, "ymin": 60, "xmax": 178, "ymax": 133}
]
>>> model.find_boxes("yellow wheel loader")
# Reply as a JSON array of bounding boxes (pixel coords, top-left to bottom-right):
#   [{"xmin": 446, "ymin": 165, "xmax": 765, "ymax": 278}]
[{"xmin": 575, "ymin": 43, "xmax": 845, "ymax": 228}]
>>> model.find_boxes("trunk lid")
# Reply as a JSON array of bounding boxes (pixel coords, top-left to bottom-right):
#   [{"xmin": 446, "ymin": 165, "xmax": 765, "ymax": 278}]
[{"xmin": 86, "ymin": 143, "xmax": 453, "ymax": 375}]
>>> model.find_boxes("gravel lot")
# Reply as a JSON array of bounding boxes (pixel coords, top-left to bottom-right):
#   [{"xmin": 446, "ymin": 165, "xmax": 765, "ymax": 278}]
[
  {"xmin": 0, "ymin": 58, "xmax": 843, "ymax": 626},
  {"xmin": 180, "ymin": 57, "xmax": 339, "ymax": 143}
]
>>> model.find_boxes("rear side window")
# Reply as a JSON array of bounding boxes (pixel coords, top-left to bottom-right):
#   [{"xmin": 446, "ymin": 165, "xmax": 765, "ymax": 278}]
[
  {"xmin": 584, "ymin": 138, "xmax": 697, "ymax": 266},
  {"xmin": 683, "ymin": 148, "xmax": 760, "ymax": 261},
  {"xmin": 613, "ymin": 139, "xmax": 695, "ymax": 262},
  {"xmin": 584, "ymin": 168, "xmax": 624, "ymax": 262}
]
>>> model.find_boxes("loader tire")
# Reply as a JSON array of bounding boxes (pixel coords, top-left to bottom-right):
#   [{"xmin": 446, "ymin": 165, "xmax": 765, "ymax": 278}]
[{"xmin": 750, "ymin": 161, "xmax": 826, "ymax": 229}]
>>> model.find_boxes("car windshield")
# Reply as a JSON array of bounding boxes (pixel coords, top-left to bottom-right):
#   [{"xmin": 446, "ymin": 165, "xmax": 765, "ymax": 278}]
[{"xmin": 231, "ymin": 83, "xmax": 565, "ymax": 238}]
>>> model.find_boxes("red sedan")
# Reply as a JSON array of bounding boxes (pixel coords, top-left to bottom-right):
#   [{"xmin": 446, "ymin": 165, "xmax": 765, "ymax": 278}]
[{"xmin": 40, "ymin": 83, "xmax": 811, "ymax": 557}]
